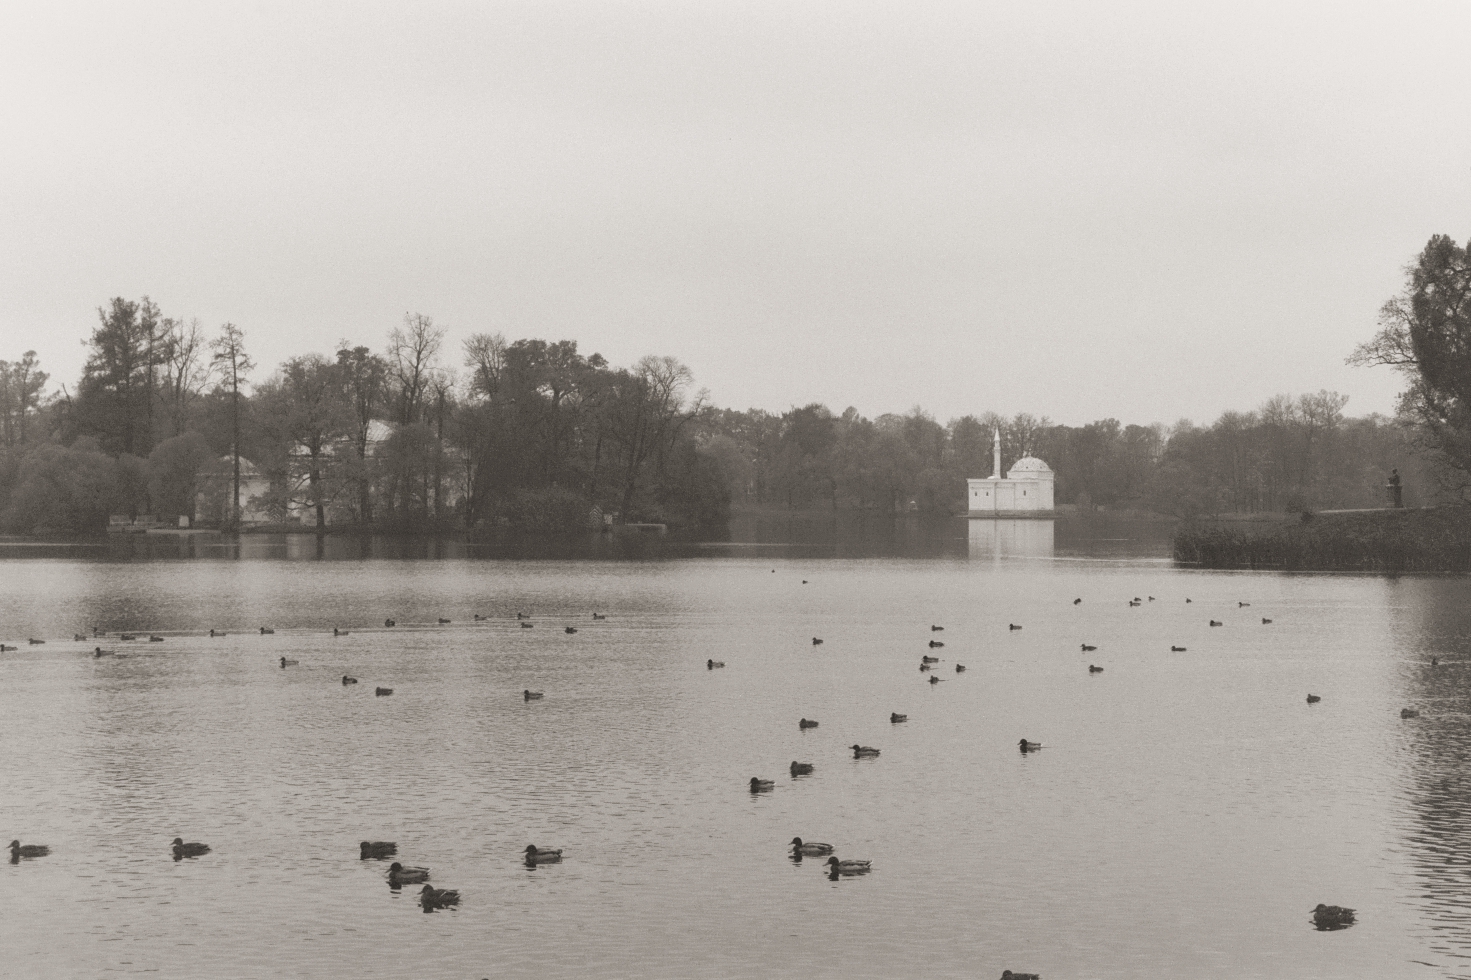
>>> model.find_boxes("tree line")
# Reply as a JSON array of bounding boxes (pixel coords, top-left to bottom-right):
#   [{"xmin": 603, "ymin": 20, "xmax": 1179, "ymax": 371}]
[{"xmin": 5, "ymin": 232, "xmax": 1468, "ymax": 537}]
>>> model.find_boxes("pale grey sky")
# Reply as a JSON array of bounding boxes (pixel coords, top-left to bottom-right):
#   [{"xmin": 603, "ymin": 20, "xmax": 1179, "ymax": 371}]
[{"xmin": 3, "ymin": 0, "xmax": 1468, "ymax": 426}]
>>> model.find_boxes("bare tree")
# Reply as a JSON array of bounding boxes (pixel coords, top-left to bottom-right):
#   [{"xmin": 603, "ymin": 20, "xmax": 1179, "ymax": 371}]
[
  {"xmin": 462, "ymin": 332, "xmax": 507, "ymax": 401},
  {"xmin": 161, "ymin": 317, "xmax": 212, "ymax": 435},
  {"xmin": 388, "ymin": 313, "xmax": 444, "ymax": 424}
]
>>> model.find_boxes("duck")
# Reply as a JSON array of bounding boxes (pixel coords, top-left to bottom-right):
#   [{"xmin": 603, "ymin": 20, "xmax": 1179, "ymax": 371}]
[
  {"xmin": 28, "ymin": 638, "xmax": 44, "ymax": 645},
  {"xmin": 93, "ymin": 647, "xmax": 114, "ymax": 657},
  {"xmin": 1431, "ymin": 657, "xmax": 1439, "ymax": 666},
  {"xmin": 1000, "ymin": 973, "xmax": 1041, "ymax": 980},
  {"xmin": 1238, "ymin": 601, "xmax": 1251, "ymax": 607},
  {"xmin": 520, "ymin": 622, "xmax": 533, "ymax": 629},
  {"xmin": 707, "ymin": 659, "xmax": 725, "ymax": 669},
  {"xmin": 419, "ymin": 884, "xmax": 460, "ymax": 908},
  {"xmin": 383, "ymin": 619, "xmax": 396, "ymax": 627},
  {"xmin": 1009, "ymin": 624, "xmax": 1022, "ymax": 631},
  {"xmin": 1128, "ymin": 600, "xmax": 1141, "ymax": 607},
  {"xmin": 564, "ymin": 627, "xmax": 578, "ymax": 634},
  {"xmin": 524, "ymin": 845, "xmax": 563, "ymax": 863},
  {"xmin": 890, "ymin": 712, "xmax": 907, "ymax": 723},
  {"xmin": 473, "ymin": 614, "xmax": 487, "ymax": 621},
  {"xmin": 824, "ymin": 856, "xmax": 872, "ymax": 875},
  {"xmin": 750, "ymin": 777, "xmax": 775, "ymax": 792},
  {"xmin": 954, "ymin": 663, "xmax": 966, "ymax": 672},
  {"xmin": 1088, "ymin": 664, "xmax": 1103, "ymax": 673},
  {"xmin": 342, "ymin": 675, "xmax": 358, "ymax": 685},
  {"xmin": 1262, "ymin": 618, "xmax": 1273, "ymax": 624},
  {"xmin": 928, "ymin": 675, "xmax": 943, "ymax": 684},
  {"xmin": 1171, "ymin": 646, "xmax": 1187, "ymax": 652},
  {"xmin": 523, "ymin": 690, "xmax": 544, "ymax": 700},
  {"xmin": 930, "ymin": 625, "xmax": 944, "ymax": 631},
  {"xmin": 799, "ymin": 718, "xmax": 819, "ymax": 729},
  {"xmin": 438, "ymin": 618, "xmax": 452, "ymax": 624},
  {"xmin": 333, "ymin": 628, "xmax": 349, "ymax": 636},
  {"xmin": 928, "ymin": 640, "xmax": 944, "ymax": 649},
  {"xmin": 1133, "ymin": 597, "xmax": 1142, "ymax": 603},
  {"xmin": 119, "ymin": 634, "xmax": 137, "ymax": 641},
  {"xmin": 73, "ymin": 633, "xmax": 87, "ymax": 641},
  {"xmin": 1148, "ymin": 596, "xmax": 1156, "ymax": 602},
  {"xmin": 1306, "ymin": 694, "xmax": 1321, "ymax": 704},
  {"xmin": 388, "ymin": 862, "xmax": 429, "ymax": 884},
  {"xmin": 360, "ymin": 841, "xmax": 396, "ymax": 859},
  {"xmin": 1209, "ymin": 620, "xmax": 1222, "ymax": 627},
  {"xmin": 1186, "ymin": 598, "xmax": 1192, "ymax": 603},
  {"xmin": 1311, "ymin": 904, "xmax": 1355, "ymax": 930},
  {"xmin": 592, "ymin": 613, "xmax": 606, "ymax": 620},
  {"xmin": 919, "ymin": 663, "xmax": 932, "ymax": 672},
  {"xmin": 1080, "ymin": 643, "xmax": 1097, "ymax": 652},
  {"xmin": 790, "ymin": 761, "xmax": 815, "ymax": 776},
  {"xmin": 1073, "ymin": 598, "xmax": 1082, "ymax": 605},
  {"xmin": 516, "ymin": 612, "xmax": 529, "ymax": 619},
  {"xmin": 280, "ymin": 657, "xmax": 298, "ymax": 667},
  {"xmin": 208, "ymin": 629, "xmax": 225, "ymax": 637},
  {"xmin": 375, "ymin": 687, "xmax": 393, "ymax": 696},
  {"xmin": 148, "ymin": 635, "xmax": 164, "ymax": 642},
  {"xmin": 790, "ymin": 837, "xmax": 834, "ymax": 856},
  {"xmin": 812, "ymin": 638, "xmax": 823, "ymax": 646},
  {"xmin": 921, "ymin": 655, "xmax": 939, "ymax": 663},
  {"xmin": 1401, "ymin": 708, "xmax": 1420, "ymax": 719},
  {"xmin": 1018, "ymin": 739, "xmax": 1043, "ymax": 752},
  {"xmin": 171, "ymin": 837, "xmax": 210, "ymax": 859},
  {"xmin": 851, "ymin": 745, "xmax": 880, "ymax": 758},
  {"xmin": 9, "ymin": 840, "xmax": 49, "ymax": 859},
  {"xmin": 259, "ymin": 627, "xmax": 274, "ymax": 634},
  {"xmin": 0, "ymin": 644, "xmax": 15, "ymax": 652}
]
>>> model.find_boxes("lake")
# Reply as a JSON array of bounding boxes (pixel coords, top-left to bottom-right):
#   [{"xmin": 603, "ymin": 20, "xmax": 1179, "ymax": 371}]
[{"xmin": 2, "ymin": 517, "xmax": 1470, "ymax": 979}]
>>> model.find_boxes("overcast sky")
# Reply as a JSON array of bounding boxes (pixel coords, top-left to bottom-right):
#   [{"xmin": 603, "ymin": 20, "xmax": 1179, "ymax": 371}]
[{"xmin": 3, "ymin": 1, "xmax": 1468, "ymax": 426}]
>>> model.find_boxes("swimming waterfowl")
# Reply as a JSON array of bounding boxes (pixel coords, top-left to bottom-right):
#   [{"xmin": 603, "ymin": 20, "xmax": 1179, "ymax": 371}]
[
  {"xmin": 1000, "ymin": 972, "xmax": 1041, "ymax": 980},
  {"xmin": 1018, "ymin": 739, "xmax": 1043, "ymax": 752},
  {"xmin": 360, "ymin": 841, "xmax": 396, "ymax": 859},
  {"xmin": 824, "ymin": 856, "xmax": 871, "ymax": 874},
  {"xmin": 1186, "ymin": 598, "xmax": 1192, "ymax": 603},
  {"xmin": 280, "ymin": 657, "xmax": 298, "ymax": 667},
  {"xmin": 419, "ymin": 884, "xmax": 460, "ymax": 907},
  {"xmin": 523, "ymin": 690, "xmax": 543, "ymax": 700},
  {"xmin": 919, "ymin": 663, "xmax": 932, "ymax": 672},
  {"xmin": 388, "ymin": 862, "xmax": 429, "ymax": 884},
  {"xmin": 473, "ymin": 614, "xmax": 487, "ymax": 621},
  {"xmin": 1088, "ymin": 665, "xmax": 1103, "ymax": 673},
  {"xmin": 73, "ymin": 633, "xmax": 87, "ymax": 641},
  {"xmin": 1073, "ymin": 598, "xmax": 1082, "ymax": 605},
  {"xmin": 1306, "ymin": 694, "xmax": 1321, "ymax": 703},
  {"xmin": 1238, "ymin": 601, "xmax": 1251, "ymax": 607},
  {"xmin": 1128, "ymin": 600, "xmax": 1140, "ymax": 607},
  {"xmin": 1401, "ymin": 708, "xmax": 1419, "ymax": 718},
  {"xmin": 1311, "ymin": 904, "xmax": 1355, "ymax": 930},
  {"xmin": 1009, "ymin": 624, "xmax": 1022, "ymax": 631},
  {"xmin": 921, "ymin": 655, "xmax": 939, "ymax": 663},
  {"xmin": 928, "ymin": 640, "xmax": 944, "ymax": 648},
  {"xmin": 517, "ymin": 612, "xmax": 529, "ymax": 619},
  {"xmin": 890, "ymin": 712, "xmax": 907, "ymax": 723},
  {"xmin": 171, "ymin": 837, "xmax": 210, "ymax": 859},
  {"xmin": 0, "ymin": 644, "xmax": 15, "ymax": 652},
  {"xmin": 790, "ymin": 837, "xmax": 834, "ymax": 855},
  {"xmin": 750, "ymin": 777, "xmax": 775, "ymax": 791},
  {"xmin": 954, "ymin": 664, "xmax": 966, "ymax": 672},
  {"xmin": 524, "ymin": 845, "xmax": 563, "ymax": 863},
  {"xmin": 1148, "ymin": 596, "xmax": 1156, "ymax": 602},
  {"xmin": 1081, "ymin": 644, "xmax": 1097, "ymax": 652},
  {"xmin": 28, "ymin": 638, "xmax": 44, "ymax": 645},
  {"xmin": 148, "ymin": 635, "xmax": 164, "ymax": 642},
  {"xmin": 790, "ymin": 761, "xmax": 814, "ymax": 776},
  {"xmin": 438, "ymin": 618, "xmax": 451, "ymax": 624},
  {"xmin": 520, "ymin": 622, "xmax": 533, "ymax": 629},
  {"xmin": 851, "ymin": 745, "xmax": 880, "ymax": 757},
  {"xmin": 93, "ymin": 647, "xmax": 113, "ymax": 657},
  {"xmin": 9, "ymin": 840, "xmax": 49, "ymax": 859},
  {"xmin": 1133, "ymin": 597, "xmax": 1142, "ymax": 603},
  {"xmin": 565, "ymin": 627, "xmax": 577, "ymax": 634},
  {"xmin": 592, "ymin": 613, "xmax": 606, "ymax": 620},
  {"xmin": 208, "ymin": 630, "xmax": 225, "ymax": 637},
  {"xmin": 342, "ymin": 675, "xmax": 358, "ymax": 685},
  {"xmin": 120, "ymin": 634, "xmax": 136, "ymax": 641},
  {"xmin": 812, "ymin": 638, "xmax": 823, "ymax": 646},
  {"xmin": 928, "ymin": 675, "xmax": 943, "ymax": 684},
  {"xmin": 1171, "ymin": 646, "xmax": 1187, "ymax": 652},
  {"xmin": 383, "ymin": 619, "xmax": 395, "ymax": 627},
  {"xmin": 375, "ymin": 687, "xmax": 393, "ymax": 696},
  {"xmin": 799, "ymin": 718, "xmax": 818, "ymax": 729},
  {"xmin": 333, "ymin": 628, "xmax": 349, "ymax": 636},
  {"xmin": 707, "ymin": 659, "xmax": 725, "ymax": 669},
  {"xmin": 1432, "ymin": 657, "xmax": 1439, "ymax": 666},
  {"xmin": 259, "ymin": 627, "xmax": 274, "ymax": 634},
  {"xmin": 931, "ymin": 625, "xmax": 944, "ymax": 631},
  {"xmin": 1262, "ymin": 618, "xmax": 1273, "ymax": 624},
  {"xmin": 1209, "ymin": 620, "xmax": 1222, "ymax": 627}
]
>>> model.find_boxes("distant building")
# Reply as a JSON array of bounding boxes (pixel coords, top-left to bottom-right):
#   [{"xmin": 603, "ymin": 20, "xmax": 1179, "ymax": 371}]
[{"xmin": 967, "ymin": 428, "xmax": 1054, "ymax": 517}]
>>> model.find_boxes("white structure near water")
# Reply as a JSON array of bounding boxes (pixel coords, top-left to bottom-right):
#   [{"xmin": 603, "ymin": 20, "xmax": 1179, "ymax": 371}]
[{"xmin": 967, "ymin": 428, "xmax": 1055, "ymax": 518}]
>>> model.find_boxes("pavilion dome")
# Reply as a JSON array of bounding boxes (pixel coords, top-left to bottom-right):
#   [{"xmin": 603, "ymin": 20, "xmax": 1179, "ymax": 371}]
[{"xmin": 1007, "ymin": 456, "xmax": 1053, "ymax": 479}]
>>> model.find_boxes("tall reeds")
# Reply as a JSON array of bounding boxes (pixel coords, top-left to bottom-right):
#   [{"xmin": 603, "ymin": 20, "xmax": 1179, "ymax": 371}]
[{"xmin": 1173, "ymin": 509, "xmax": 1471, "ymax": 572}]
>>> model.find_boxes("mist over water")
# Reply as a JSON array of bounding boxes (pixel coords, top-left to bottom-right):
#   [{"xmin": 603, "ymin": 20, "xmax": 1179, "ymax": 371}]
[{"xmin": 2, "ymin": 519, "xmax": 1470, "ymax": 979}]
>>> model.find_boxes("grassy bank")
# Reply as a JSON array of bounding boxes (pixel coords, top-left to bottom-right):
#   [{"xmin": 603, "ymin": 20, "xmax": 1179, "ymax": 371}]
[{"xmin": 1173, "ymin": 507, "xmax": 1471, "ymax": 572}]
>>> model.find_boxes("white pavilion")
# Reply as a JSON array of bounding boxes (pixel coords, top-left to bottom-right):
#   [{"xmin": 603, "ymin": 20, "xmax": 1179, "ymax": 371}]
[{"xmin": 967, "ymin": 428, "xmax": 1055, "ymax": 517}]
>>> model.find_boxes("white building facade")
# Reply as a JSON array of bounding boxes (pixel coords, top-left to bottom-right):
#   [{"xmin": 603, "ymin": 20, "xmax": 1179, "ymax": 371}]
[{"xmin": 967, "ymin": 429, "xmax": 1055, "ymax": 517}]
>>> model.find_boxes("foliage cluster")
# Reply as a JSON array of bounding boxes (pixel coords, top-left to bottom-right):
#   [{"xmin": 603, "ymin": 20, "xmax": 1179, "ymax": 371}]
[{"xmin": 1174, "ymin": 508, "xmax": 1471, "ymax": 572}]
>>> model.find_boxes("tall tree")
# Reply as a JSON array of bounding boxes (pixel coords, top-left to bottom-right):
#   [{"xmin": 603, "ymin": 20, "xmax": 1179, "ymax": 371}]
[
  {"xmin": 210, "ymin": 323, "xmax": 253, "ymax": 527},
  {"xmin": 335, "ymin": 344, "xmax": 389, "ymax": 522},
  {"xmin": 77, "ymin": 297, "xmax": 166, "ymax": 455},
  {"xmin": 256, "ymin": 354, "xmax": 350, "ymax": 530},
  {"xmin": 388, "ymin": 313, "xmax": 444, "ymax": 424}
]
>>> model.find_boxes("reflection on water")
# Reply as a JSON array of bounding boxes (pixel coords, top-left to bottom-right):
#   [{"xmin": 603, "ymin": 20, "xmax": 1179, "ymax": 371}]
[
  {"xmin": 967, "ymin": 518, "xmax": 1055, "ymax": 559},
  {"xmin": 3, "ymin": 528, "xmax": 1470, "ymax": 979}
]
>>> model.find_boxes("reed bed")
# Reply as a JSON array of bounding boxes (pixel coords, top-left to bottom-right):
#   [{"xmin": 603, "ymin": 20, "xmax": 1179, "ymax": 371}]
[{"xmin": 1173, "ymin": 508, "xmax": 1471, "ymax": 572}]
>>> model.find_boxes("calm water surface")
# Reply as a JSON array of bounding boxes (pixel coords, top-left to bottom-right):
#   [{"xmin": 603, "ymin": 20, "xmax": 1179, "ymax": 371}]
[{"xmin": 2, "ymin": 519, "xmax": 1471, "ymax": 979}]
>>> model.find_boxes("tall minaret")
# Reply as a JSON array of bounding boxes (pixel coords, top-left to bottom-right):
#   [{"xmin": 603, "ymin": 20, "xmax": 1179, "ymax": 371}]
[{"xmin": 991, "ymin": 427, "xmax": 1002, "ymax": 480}]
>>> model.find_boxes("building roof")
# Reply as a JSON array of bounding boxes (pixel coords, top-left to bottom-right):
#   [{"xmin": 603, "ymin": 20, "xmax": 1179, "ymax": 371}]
[{"xmin": 1007, "ymin": 456, "xmax": 1053, "ymax": 478}]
